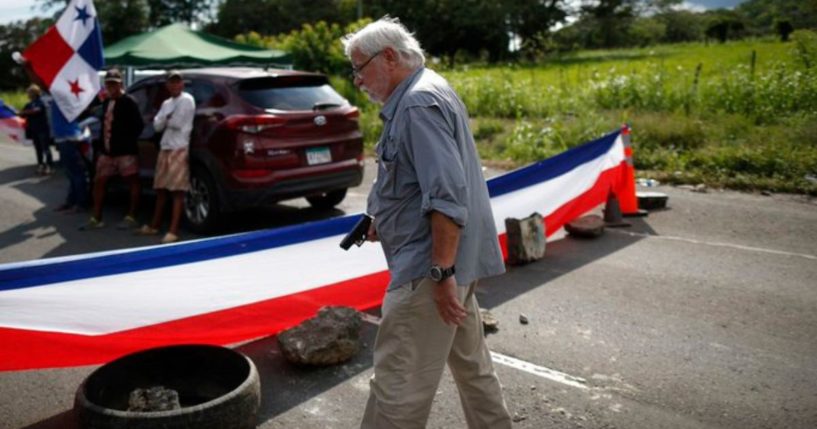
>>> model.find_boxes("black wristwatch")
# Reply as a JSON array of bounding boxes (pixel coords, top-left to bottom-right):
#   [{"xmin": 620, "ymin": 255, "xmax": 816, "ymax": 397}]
[{"xmin": 428, "ymin": 264, "xmax": 456, "ymax": 282}]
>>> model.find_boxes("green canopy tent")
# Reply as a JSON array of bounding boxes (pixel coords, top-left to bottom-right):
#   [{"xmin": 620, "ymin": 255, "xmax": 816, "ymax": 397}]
[{"xmin": 104, "ymin": 23, "xmax": 292, "ymax": 70}]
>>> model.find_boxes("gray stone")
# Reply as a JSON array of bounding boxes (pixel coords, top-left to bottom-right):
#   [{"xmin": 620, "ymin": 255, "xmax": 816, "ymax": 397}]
[
  {"xmin": 480, "ymin": 308, "xmax": 499, "ymax": 334},
  {"xmin": 519, "ymin": 314, "xmax": 529, "ymax": 325},
  {"xmin": 277, "ymin": 306, "xmax": 363, "ymax": 366},
  {"xmin": 127, "ymin": 386, "xmax": 181, "ymax": 412},
  {"xmin": 512, "ymin": 412, "xmax": 528, "ymax": 422},
  {"xmin": 565, "ymin": 215, "xmax": 605, "ymax": 238},
  {"xmin": 505, "ymin": 212, "xmax": 546, "ymax": 265}
]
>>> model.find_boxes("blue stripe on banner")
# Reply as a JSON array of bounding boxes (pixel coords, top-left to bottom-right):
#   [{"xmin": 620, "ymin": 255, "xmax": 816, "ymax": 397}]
[
  {"xmin": 486, "ymin": 129, "xmax": 621, "ymax": 198},
  {"xmin": 0, "ymin": 214, "xmax": 363, "ymax": 292},
  {"xmin": 0, "ymin": 128, "xmax": 622, "ymax": 292}
]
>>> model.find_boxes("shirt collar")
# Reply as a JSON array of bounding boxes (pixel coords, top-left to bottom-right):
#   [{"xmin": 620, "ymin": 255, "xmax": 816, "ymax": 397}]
[{"xmin": 379, "ymin": 67, "xmax": 424, "ymax": 122}]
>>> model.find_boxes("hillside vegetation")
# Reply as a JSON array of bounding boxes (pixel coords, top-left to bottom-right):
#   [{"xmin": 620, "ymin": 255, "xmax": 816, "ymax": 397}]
[{"xmin": 336, "ymin": 33, "xmax": 817, "ymax": 195}]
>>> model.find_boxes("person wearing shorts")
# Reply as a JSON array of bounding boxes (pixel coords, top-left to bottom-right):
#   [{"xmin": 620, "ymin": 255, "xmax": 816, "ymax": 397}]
[
  {"xmin": 138, "ymin": 70, "xmax": 195, "ymax": 244},
  {"xmin": 81, "ymin": 68, "xmax": 144, "ymax": 230}
]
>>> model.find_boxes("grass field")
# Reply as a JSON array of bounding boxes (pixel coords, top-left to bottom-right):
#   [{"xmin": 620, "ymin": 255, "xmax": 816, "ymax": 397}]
[
  {"xmin": 338, "ymin": 35, "xmax": 817, "ymax": 195},
  {"xmin": 4, "ymin": 36, "xmax": 815, "ymax": 194}
]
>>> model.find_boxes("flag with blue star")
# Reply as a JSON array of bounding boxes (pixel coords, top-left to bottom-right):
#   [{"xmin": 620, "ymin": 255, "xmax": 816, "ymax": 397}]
[{"xmin": 22, "ymin": 0, "xmax": 104, "ymax": 123}]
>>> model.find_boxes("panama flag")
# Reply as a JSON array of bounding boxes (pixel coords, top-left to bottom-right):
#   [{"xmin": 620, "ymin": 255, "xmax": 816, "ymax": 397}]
[{"xmin": 22, "ymin": 0, "xmax": 103, "ymax": 122}]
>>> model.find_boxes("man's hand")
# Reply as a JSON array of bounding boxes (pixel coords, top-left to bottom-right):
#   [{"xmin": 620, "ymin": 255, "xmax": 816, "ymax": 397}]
[
  {"xmin": 367, "ymin": 222, "xmax": 379, "ymax": 242},
  {"xmin": 433, "ymin": 276, "xmax": 466, "ymax": 326}
]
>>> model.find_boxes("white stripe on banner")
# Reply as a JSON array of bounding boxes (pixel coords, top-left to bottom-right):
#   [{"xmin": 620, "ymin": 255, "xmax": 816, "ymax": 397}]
[
  {"xmin": 0, "ymin": 130, "xmax": 626, "ymax": 337},
  {"xmin": 492, "ymin": 135, "xmax": 624, "ymax": 233},
  {"xmin": 0, "ymin": 236, "xmax": 387, "ymax": 335}
]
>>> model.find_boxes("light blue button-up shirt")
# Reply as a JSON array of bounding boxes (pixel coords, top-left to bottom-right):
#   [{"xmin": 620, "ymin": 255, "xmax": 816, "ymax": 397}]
[{"xmin": 367, "ymin": 67, "xmax": 505, "ymax": 290}]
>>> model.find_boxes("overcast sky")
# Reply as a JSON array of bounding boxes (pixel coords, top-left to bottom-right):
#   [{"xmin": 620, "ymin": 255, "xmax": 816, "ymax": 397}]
[
  {"xmin": 0, "ymin": 0, "xmax": 749, "ymax": 26},
  {"xmin": 687, "ymin": 0, "xmax": 746, "ymax": 9}
]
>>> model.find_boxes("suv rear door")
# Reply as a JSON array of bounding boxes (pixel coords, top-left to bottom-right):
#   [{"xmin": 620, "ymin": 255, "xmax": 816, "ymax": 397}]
[{"xmin": 232, "ymin": 75, "xmax": 361, "ymax": 170}]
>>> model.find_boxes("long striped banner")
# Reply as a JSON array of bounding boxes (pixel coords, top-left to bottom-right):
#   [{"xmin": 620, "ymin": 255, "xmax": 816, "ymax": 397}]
[{"xmin": 0, "ymin": 128, "xmax": 628, "ymax": 371}]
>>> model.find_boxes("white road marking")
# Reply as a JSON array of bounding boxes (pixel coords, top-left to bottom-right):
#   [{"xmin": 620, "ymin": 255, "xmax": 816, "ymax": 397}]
[
  {"xmin": 489, "ymin": 352, "xmax": 588, "ymax": 389},
  {"xmin": 612, "ymin": 230, "xmax": 817, "ymax": 261},
  {"xmin": 361, "ymin": 313, "xmax": 588, "ymax": 390}
]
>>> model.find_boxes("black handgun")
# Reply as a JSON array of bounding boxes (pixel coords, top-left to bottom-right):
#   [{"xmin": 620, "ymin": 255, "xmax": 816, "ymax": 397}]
[{"xmin": 340, "ymin": 214, "xmax": 373, "ymax": 250}]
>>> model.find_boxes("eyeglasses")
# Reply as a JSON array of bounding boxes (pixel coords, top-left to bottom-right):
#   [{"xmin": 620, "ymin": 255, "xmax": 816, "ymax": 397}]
[{"xmin": 351, "ymin": 51, "xmax": 382, "ymax": 79}]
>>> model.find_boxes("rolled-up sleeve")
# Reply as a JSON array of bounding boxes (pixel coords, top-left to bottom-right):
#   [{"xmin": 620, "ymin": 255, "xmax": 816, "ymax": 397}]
[
  {"xmin": 404, "ymin": 105, "xmax": 468, "ymax": 227},
  {"xmin": 153, "ymin": 100, "xmax": 170, "ymax": 132}
]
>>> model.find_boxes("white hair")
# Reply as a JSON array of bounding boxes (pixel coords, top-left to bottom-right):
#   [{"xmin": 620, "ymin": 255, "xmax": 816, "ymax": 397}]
[{"xmin": 342, "ymin": 16, "xmax": 425, "ymax": 69}]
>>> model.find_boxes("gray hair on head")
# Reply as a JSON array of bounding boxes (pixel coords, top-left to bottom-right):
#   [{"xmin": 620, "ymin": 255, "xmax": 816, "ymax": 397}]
[{"xmin": 342, "ymin": 16, "xmax": 425, "ymax": 69}]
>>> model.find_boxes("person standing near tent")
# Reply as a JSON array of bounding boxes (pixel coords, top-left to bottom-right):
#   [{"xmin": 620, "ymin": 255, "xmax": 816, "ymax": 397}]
[
  {"xmin": 342, "ymin": 17, "xmax": 513, "ymax": 429},
  {"xmin": 81, "ymin": 68, "xmax": 144, "ymax": 231},
  {"xmin": 20, "ymin": 84, "xmax": 55, "ymax": 175},
  {"xmin": 137, "ymin": 70, "xmax": 195, "ymax": 244}
]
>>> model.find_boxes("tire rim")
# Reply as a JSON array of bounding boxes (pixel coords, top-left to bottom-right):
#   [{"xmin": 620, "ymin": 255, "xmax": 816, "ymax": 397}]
[{"xmin": 185, "ymin": 175, "xmax": 210, "ymax": 226}]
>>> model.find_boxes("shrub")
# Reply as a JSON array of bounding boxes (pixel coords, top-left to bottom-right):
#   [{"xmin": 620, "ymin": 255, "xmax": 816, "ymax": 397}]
[
  {"xmin": 235, "ymin": 19, "xmax": 372, "ymax": 75},
  {"xmin": 473, "ymin": 118, "xmax": 505, "ymax": 141},
  {"xmin": 631, "ymin": 114, "xmax": 706, "ymax": 152},
  {"xmin": 790, "ymin": 29, "xmax": 817, "ymax": 69}
]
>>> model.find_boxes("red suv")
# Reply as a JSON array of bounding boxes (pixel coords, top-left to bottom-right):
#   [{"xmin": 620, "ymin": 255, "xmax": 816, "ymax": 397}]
[{"xmin": 127, "ymin": 68, "xmax": 364, "ymax": 232}]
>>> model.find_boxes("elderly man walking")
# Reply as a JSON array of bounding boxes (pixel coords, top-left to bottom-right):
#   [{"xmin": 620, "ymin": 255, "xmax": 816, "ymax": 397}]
[{"xmin": 342, "ymin": 17, "xmax": 513, "ymax": 429}]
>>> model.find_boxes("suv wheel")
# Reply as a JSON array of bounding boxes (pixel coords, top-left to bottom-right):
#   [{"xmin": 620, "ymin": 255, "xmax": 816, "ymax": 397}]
[
  {"xmin": 185, "ymin": 167, "xmax": 221, "ymax": 233},
  {"xmin": 306, "ymin": 188, "xmax": 347, "ymax": 210}
]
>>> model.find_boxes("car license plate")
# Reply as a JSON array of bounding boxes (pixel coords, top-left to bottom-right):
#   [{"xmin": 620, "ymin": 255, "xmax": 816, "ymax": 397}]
[{"xmin": 306, "ymin": 147, "xmax": 331, "ymax": 165}]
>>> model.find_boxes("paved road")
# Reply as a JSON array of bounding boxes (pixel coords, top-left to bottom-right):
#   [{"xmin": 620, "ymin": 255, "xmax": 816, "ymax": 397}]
[
  {"xmin": 1, "ymin": 139, "xmax": 816, "ymax": 429},
  {"xmin": 0, "ymin": 139, "xmax": 376, "ymax": 263}
]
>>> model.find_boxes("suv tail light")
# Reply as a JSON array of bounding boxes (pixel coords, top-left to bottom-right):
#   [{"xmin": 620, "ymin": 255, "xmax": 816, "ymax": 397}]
[
  {"xmin": 344, "ymin": 107, "xmax": 360, "ymax": 121},
  {"xmin": 223, "ymin": 115, "xmax": 286, "ymax": 134}
]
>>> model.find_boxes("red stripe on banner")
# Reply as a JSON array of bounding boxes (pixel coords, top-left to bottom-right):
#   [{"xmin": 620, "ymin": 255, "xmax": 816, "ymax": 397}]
[
  {"xmin": 0, "ymin": 150, "xmax": 630, "ymax": 372},
  {"xmin": 498, "ymin": 233, "xmax": 508, "ymax": 260},
  {"xmin": 544, "ymin": 162, "xmax": 627, "ymax": 237},
  {"xmin": 0, "ymin": 271, "xmax": 390, "ymax": 371},
  {"xmin": 22, "ymin": 27, "xmax": 75, "ymax": 88}
]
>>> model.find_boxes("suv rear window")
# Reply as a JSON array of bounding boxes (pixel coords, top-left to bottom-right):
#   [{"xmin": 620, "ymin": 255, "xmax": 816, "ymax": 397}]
[{"xmin": 237, "ymin": 76, "xmax": 347, "ymax": 111}]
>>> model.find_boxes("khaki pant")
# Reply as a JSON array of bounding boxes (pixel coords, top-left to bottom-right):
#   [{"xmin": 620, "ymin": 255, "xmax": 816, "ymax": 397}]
[{"xmin": 361, "ymin": 278, "xmax": 512, "ymax": 429}]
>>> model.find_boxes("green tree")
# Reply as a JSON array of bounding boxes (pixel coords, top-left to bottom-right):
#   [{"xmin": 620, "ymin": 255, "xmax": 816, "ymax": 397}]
[
  {"xmin": 369, "ymin": 0, "xmax": 510, "ymax": 63},
  {"xmin": 738, "ymin": 0, "xmax": 817, "ymax": 34},
  {"xmin": 36, "ymin": 0, "xmax": 149, "ymax": 44},
  {"xmin": 629, "ymin": 17, "xmax": 666, "ymax": 47},
  {"xmin": 658, "ymin": 10, "xmax": 705, "ymax": 43},
  {"xmin": 235, "ymin": 19, "xmax": 371, "ymax": 75},
  {"xmin": 578, "ymin": 0, "xmax": 641, "ymax": 48},
  {"xmin": 211, "ymin": 0, "xmax": 352, "ymax": 38},
  {"xmin": 505, "ymin": 0, "xmax": 569, "ymax": 57},
  {"xmin": 777, "ymin": 20, "xmax": 794, "ymax": 42},
  {"xmin": 147, "ymin": 0, "xmax": 219, "ymax": 27},
  {"xmin": 704, "ymin": 10, "xmax": 747, "ymax": 43},
  {"xmin": 0, "ymin": 18, "xmax": 53, "ymax": 91}
]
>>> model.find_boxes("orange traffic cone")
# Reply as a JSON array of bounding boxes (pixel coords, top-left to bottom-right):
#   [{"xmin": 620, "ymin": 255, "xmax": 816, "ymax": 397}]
[{"xmin": 617, "ymin": 125, "xmax": 648, "ymax": 217}]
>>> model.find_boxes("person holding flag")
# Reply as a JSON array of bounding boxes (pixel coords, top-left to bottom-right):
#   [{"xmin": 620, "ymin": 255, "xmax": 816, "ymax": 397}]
[
  {"xmin": 19, "ymin": 84, "xmax": 55, "ymax": 175},
  {"xmin": 14, "ymin": 0, "xmax": 117, "ymax": 224},
  {"xmin": 15, "ymin": 0, "xmax": 143, "ymax": 229}
]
